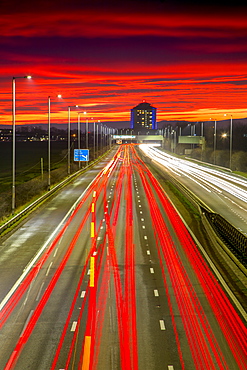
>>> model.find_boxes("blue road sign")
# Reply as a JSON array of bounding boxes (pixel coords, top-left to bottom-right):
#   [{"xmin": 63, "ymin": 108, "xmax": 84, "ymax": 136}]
[{"xmin": 74, "ymin": 149, "xmax": 89, "ymax": 161}]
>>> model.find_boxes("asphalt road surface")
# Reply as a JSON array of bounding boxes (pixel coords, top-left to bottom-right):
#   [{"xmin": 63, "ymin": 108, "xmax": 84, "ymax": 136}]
[{"xmin": 0, "ymin": 145, "xmax": 246, "ymax": 370}]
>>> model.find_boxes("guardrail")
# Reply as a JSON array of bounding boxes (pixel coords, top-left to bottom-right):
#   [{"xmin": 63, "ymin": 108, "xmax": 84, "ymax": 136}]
[
  {"xmin": 202, "ymin": 210, "xmax": 247, "ymax": 265},
  {"xmin": 169, "ymin": 176, "xmax": 247, "ymax": 265}
]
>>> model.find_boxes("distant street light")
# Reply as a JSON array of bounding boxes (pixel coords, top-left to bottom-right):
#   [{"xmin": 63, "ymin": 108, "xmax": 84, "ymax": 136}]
[
  {"xmin": 77, "ymin": 111, "xmax": 86, "ymax": 169},
  {"xmin": 210, "ymin": 118, "xmax": 217, "ymax": 165},
  {"xmin": 97, "ymin": 121, "xmax": 100, "ymax": 156},
  {"xmin": 12, "ymin": 75, "xmax": 32, "ymax": 213},
  {"xmin": 224, "ymin": 114, "xmax": 233, "ymax": 169},
  {"xmin": 93, "ymin": 119, "xmax": 96, "ymax": 159},
  {"xmin": 68, "ymin": 105, "xmax": 78, "ymax": 175},
  {"xmin": 48, "ymin": 94, "xmax": 62, "ymax": 190},
  {"xmin": 86, "ymin": 116, "xmax": 88, "ymax": 149},
  {"xmin": 230, "ymin": 115, "xmax": 233, "ymax": 169}
]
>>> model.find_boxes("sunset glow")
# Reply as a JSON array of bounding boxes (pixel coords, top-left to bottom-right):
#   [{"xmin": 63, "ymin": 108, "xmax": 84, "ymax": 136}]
[{"xmin": 1, "ymin": 1, "xmax": 247, "ymax": 126}]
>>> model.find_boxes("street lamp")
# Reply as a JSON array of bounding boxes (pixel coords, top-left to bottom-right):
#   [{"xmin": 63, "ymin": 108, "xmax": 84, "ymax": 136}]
[
  {"xmin": 224, "ymin": 114, "xmax": 233, "ymax": 169},
  {"xmin": 96, "ymin": 121, "xmax": 100, "ymax": 156},
  {"xmin": 48, "ymin": 94, "xmax": 62, "ymax": 190},
  {"xmin": 68, "ymin": 105, "xmax": 78, "ymax": 175},
  {"xmin": 77, "ymin": 111, "xmax": 86, "ymax": 169},
  {"xmin": 210, "ymin": 118, "xmax": 217, "ymax": 165},
  {"xmin": 12, "ymin": 75, "xmax": 32, "ymax": 213},
  {"xmin": 230, "ymin": 115, "xmax": 233, "ymax": 170},
  {"xmin": 86, "ymin": 116, "xmax": 88, "ymax": 149},
  {"xmin": 93, "ymin": 119, "xmax": 96, "ymax": 159}
]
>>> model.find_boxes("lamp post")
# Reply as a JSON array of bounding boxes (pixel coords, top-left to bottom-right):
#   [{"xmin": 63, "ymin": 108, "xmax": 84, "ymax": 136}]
[
  {"xmin": 93, "ymin": 119, "xmax": 96, "ymax": 159},
  {"xmin": 86, "ymin": 117, "xmax": 88, "ymax": 149},
  {"xmin": 96, "ymin": 121, "xmax": 100, "ymax": 156},
  {"xmin": 230, "ymin": 115, "xmax": 233, "ymax": 170},
  {"xmin": 77, "ymin": 112, "xmax": 80, "ymax": 169},
  {"xmin": 77, "ymin": 111, "xmax": 86, "ymax": 169},
  {"xmin": 12, "ymin": 75, "xmax": 32, "ymax": 213},
  {"xmin": 214, "ymin": 120, "xmax": 217, "ymax": 165},
  {"xmin": 100, "ymin": 124, "xmax": 103, "ymax": 152},
  {"xmin": 48, "ymin": 94, "xmax": 62, "ymax": 190},
  {"xmin": 68, "ymin": 105, "xmax": 78, "ymax": 175},
  {"xmin": 210, "ymin": 118, "xmax": 217, "ymax": 165},
  {"xmin": 224, "ymin": 114, "xmax": 233, "ymax": 169}
]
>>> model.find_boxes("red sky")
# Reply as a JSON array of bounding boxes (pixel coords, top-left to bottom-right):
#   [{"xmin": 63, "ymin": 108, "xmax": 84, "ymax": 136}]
[{"xmin": 1, "ymin": 0, "xmax": 247, "ymax": 126}]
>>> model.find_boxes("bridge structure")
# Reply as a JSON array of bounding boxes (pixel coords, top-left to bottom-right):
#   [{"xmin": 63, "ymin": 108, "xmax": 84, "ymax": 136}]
[{"xmin": 112, "ymin": 134, "xmax": 164, "ymax": 144}]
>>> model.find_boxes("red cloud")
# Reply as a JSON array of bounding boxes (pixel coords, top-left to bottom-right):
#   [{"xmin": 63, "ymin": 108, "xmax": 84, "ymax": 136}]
[{"xmin": 1, "ymin": 10, "xmax": 247, "ymax": 39}]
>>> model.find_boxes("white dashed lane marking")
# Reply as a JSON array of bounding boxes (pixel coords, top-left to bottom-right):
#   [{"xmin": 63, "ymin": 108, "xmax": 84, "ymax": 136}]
[
  {"xmin": 71, "ymin": 321, "xmax": 77, "ymax": 332},
  {"xmin": 159, "ymin": 320, "xmax": 166, "ymax": 330},
  {"xmin": 81, "ymin": 290, "xmax": 86, "ymax": 298}
]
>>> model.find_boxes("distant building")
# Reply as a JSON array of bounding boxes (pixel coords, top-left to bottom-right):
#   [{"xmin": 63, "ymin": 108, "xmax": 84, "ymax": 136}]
[{"xmin": 130, "ymin": 100, "xmax": 157, "ymax": 130}]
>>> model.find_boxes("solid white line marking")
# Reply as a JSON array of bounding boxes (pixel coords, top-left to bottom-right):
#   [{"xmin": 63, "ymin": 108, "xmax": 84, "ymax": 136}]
[
  {"xmin": 154, "ymin": 289, "xmax": 159, "ymax": 296},
  {"xmin": 147, "ymin": 250, "xmax": 150, "ymax": 255},
  {"xmin": 159, "ymin": 320, "xmax": 166, "ymax": 330},
  {"xmin": 46, "ymin": 262, "xmax": 53, "ymax": 276},
  {"xmin": 71, "ymin": 321, "xmax": 77, "ymax": 332},
  {"xmin": 150, "ymin": 267, "xmax": 154, "ymax": 274},
  {"xmin": 81, "ymin": 290, "xmax": 86, "ymax": 298}
]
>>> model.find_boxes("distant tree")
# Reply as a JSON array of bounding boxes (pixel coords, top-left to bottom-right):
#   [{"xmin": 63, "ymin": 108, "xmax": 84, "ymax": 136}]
[
  {"xmin": 231, "ymin": 151, "xmax": 247, "ymax": 172},
  {"xmin": 233, "ymin": 124, "xmax": 247, "ymax": 152},
  {"xmin": 191, "ymin": 148, "xmax": 202, "ymax": 160}
]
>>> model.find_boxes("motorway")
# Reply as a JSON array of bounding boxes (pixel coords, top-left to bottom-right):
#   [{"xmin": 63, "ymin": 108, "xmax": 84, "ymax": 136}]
[
  {"xmin": 139, "ymin": 145, "xmax": 247, "ymax": 236},
  {"xmin": 0, "ymin": 144, "xmax": 246, "ymax": 370}
]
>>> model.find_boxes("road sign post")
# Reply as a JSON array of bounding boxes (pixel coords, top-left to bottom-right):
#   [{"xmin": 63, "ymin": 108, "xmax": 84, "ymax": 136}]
[{"xmin": 74, "ymin": 149, "xmax": 89, "ymax": 162}]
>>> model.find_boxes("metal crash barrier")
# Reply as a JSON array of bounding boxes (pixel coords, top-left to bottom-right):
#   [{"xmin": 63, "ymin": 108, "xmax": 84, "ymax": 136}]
[{"xmin": 203, "ymin": 209, "xmax": 247, "ymax": 264}]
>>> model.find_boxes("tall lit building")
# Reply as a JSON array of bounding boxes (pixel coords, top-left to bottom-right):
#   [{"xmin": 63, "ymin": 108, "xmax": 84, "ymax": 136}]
[{"xmin": 130, "ymin": 100, "xmax": 157, "ymax": 130}]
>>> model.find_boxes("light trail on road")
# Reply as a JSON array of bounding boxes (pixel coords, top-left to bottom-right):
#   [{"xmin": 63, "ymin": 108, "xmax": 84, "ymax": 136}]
[
  {"xmin": 140, "ymin": 144, "xmax": 247, "ymax": 204},
  {"xmin": 132, "ymin": 146, "xmax": 246, "ymax": 369},
  {"xmin": 1, "ymin": 144, "xmax": 246, "ymax": 370}
]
